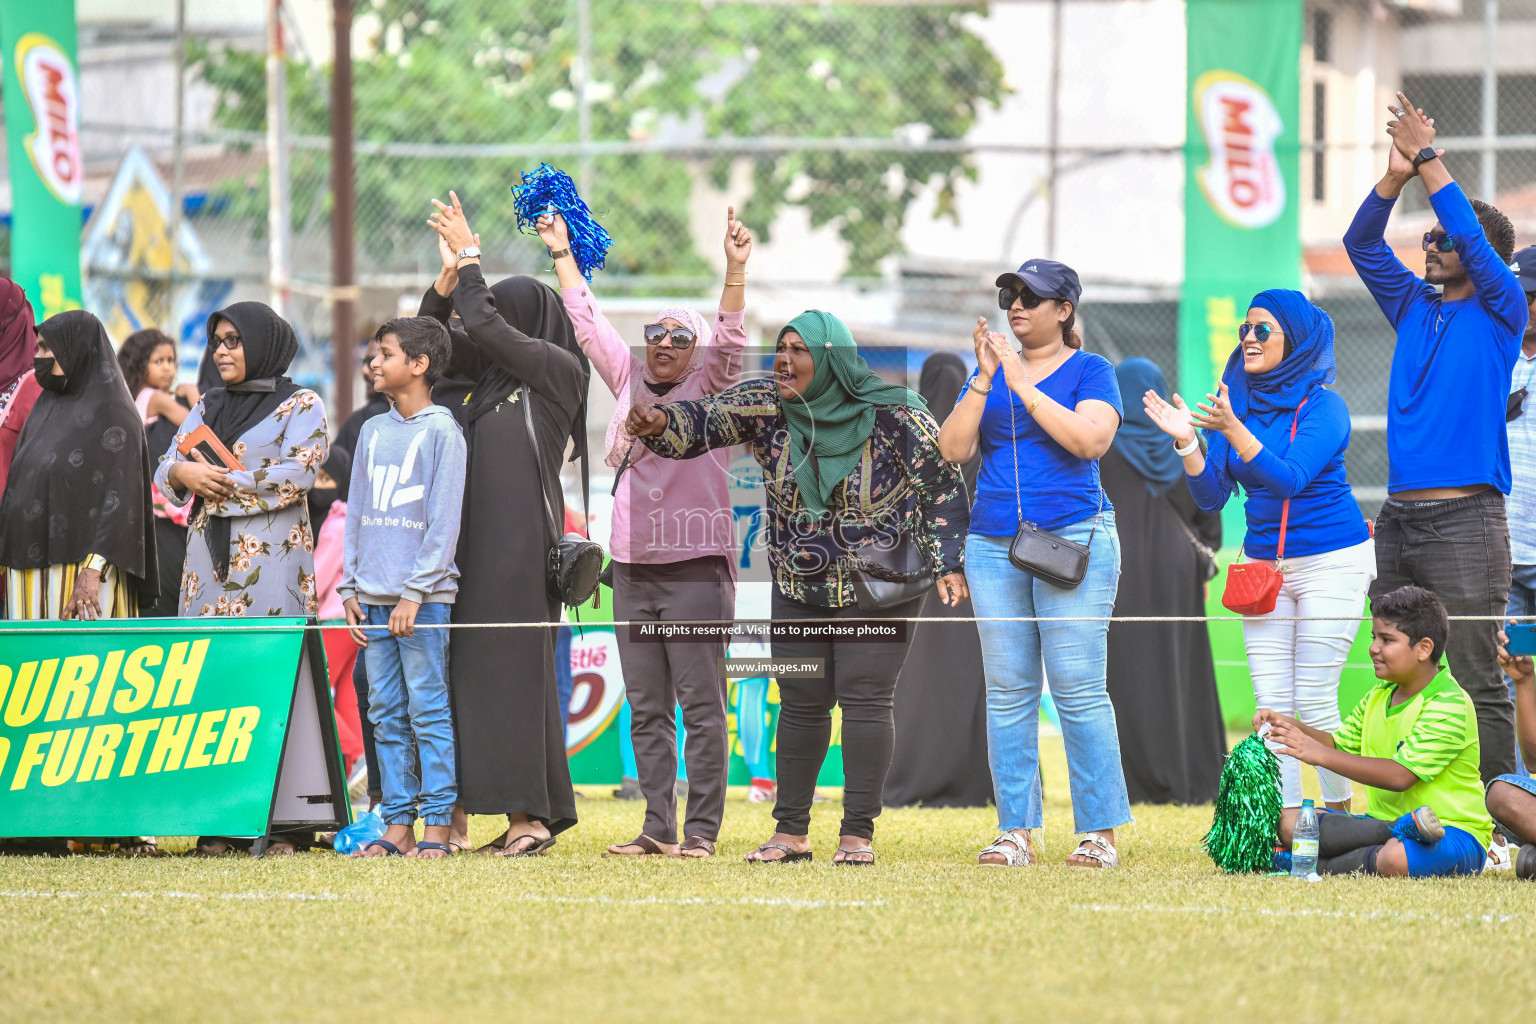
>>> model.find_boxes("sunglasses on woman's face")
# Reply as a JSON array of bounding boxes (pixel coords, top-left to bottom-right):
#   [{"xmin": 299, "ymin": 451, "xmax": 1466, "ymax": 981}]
[
  {"xmin": 1422, "ymin": 231, "xmax": 1457, "ymax": 253},
  {"xmin": 644, "ymin": 323, "xmax": 696, "ymax": 349},
  {"xmin": 1238, "ymin": 323, "xmax": 1284, "ymax": 343},
  {"xmin": 998, "ymin": 286, "xmax": 1047, "ymax": 312},
  {"xmin": 209, "ymin": 334, "xmax": 243, "ymax": 351}
]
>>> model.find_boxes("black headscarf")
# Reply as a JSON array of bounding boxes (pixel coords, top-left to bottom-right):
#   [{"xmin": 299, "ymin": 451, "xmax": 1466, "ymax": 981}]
[
  {"xmin": 1113, "ymin": 357, "xmax": 1184, "ymax": 497},
  {"xmin": 195, "ymin": 301, "xmax": 301, "ymax": 581},
  {"xmin": 470, "ymin": 276, "xmax": 588, "ymax": 460},
  {"xmin": 307, "ymin": 446, "xmax": 351, "ymax": 524},
  {"xmin": 919, "ymin": 352, "xmax": 969, "ymax": 423},
  {"xmin": 0, "ymin": 311, "xmax": 157, "ymax": 595}
]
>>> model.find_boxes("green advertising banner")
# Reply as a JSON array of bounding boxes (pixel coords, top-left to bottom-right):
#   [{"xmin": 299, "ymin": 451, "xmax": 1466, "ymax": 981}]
[
  {"xmin": 0, "ymin": 0, "xmax": 84, "ymax": 319},
  {"xmin": 1180, "ymin": 0, "xmax": 1303, "ymax": 539},
  {"xmin": 0, "ymin": 619, "xmax": 347, "ymax": 839}
]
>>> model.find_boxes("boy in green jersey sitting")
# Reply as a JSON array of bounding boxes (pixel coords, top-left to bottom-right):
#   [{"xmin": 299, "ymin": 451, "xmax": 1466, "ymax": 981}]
[{"xmin": 1257, "ymin": 586, "xmax": 1493, "ymax": 877}]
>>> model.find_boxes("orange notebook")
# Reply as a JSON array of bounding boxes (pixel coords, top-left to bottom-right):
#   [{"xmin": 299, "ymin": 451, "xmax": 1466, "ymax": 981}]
[{"xmin": 176, "ymin": 424, "xmax": 246, "ymax": 471}]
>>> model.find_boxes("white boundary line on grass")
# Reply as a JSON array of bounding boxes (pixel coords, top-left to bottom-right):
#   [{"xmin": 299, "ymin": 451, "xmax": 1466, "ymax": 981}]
[
  {"xmin": 1072, "ymin": 902, "xmax": 1519, "ymax": 924},
  {"xmin": 0, "ymin": 889, "xmax": 362, "ymax": 901},
  {"xmin": 0, "ymin": 890, "xmax": 883, "ymax": 909}
]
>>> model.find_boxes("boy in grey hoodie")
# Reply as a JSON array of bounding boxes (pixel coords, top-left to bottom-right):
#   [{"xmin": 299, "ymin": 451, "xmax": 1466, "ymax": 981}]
[{"xmin": 340, "ymin": 316, "xmax": 467, "ymax": 859}]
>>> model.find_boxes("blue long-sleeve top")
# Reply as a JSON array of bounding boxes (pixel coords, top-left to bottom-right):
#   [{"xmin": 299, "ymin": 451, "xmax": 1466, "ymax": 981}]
[
  {"xmin": 1343, "ymin": 181, "xmax": 1530, "ymax": 493},
  {"xmin": 1185, "ymin": 388, "xmax": 1368, "ymax": 559}
]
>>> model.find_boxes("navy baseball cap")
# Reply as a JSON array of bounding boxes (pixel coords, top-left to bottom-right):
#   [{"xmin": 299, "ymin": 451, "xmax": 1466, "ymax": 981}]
[
  {"xmin": 996, "ymin": 259, "xmax": 1082, "ymax": 307},
  {"xmin": 1513, "ymin": 245, "xmax": 1536, "ymax": 294}
]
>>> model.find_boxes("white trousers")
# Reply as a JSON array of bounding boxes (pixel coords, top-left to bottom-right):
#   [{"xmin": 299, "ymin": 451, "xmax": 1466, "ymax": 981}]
[{"xmin": 1240, "ymin": 538, "xmax": 1376, "ymax": 807}]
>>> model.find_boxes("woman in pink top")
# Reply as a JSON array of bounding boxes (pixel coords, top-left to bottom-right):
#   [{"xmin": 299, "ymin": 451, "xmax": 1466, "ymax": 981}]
[{"xmin": 538, "ymin": 206, "xmax": 753, "ymax": 859}]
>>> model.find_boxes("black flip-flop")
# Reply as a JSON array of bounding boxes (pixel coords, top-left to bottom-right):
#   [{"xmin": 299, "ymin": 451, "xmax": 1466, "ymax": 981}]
[
  {"xmin": 361, "ymin": 838, "xmax": 404, "ymax": 857},
  {"xmin": 414, "ymin": 841, "xmax": 454, "ymax": 858},
  {"xmin": 606, "ymin": 834, "xmax": 670, "ymax": 856},
  {"xmin": 502, "ymin": 834, "xmax": 556, "ymax": 858},
  {"xmin": 746, "ymin": 842, "xmax": 811, "ymax": 864},
  {"xmin": 833, "ymin": 845, "xmax": 875, "ymax": 866}
]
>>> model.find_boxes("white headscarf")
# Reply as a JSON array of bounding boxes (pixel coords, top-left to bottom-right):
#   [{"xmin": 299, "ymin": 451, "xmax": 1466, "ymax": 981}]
[{"xmin": 605, "ymin": 305, "xmax": 712, "ymax": 468}]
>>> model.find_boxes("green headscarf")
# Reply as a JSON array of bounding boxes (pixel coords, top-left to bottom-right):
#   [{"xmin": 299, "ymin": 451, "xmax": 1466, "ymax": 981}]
[{"xmin": 777, "ymin": 310, "xmax": 930, "ymax": 515}]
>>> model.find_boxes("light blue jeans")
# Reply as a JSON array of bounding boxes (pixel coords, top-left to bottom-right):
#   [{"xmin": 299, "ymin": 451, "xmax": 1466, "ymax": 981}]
[
  {"xmin": 966, "ymin": 513, "xmax": 1132, "ymax": 834},
  {"xmin": 363, "ymin": 602, "xmax": 456, "ymax": 827}
]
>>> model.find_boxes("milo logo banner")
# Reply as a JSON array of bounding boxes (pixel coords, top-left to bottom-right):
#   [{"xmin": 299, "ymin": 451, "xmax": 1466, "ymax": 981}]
[
  {"xmin": 0, "ymin": 0, "xmax": 84, "ymax": 320},
  {"xmin": 0, "ymin": 619, "xmax": 348, "ymax": 841}
]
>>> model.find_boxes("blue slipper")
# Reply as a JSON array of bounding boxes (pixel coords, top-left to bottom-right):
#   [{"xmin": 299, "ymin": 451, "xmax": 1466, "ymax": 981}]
[
  {"xmin": 414, "ymin": 841, "xmax": 454, "ymax": 858},
  {"xmin": 362, "ymin": 838, "xmax": 403, "ymax": 857}
]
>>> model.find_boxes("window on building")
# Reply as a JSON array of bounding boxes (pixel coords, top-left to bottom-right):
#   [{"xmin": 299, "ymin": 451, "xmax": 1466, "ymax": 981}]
[
  {"xmin": 1312, "ymin": 8, "xmax": 1332, "ymax": 65},
  {"xmin": 1313, "ymin": 81, "xmax": 1327, "ymax": 202}
]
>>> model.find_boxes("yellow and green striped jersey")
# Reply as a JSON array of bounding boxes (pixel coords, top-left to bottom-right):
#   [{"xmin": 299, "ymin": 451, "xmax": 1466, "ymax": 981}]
[{"xmin": 1334, "ymin": 669, "xmax": 1494, "ymax": 848}]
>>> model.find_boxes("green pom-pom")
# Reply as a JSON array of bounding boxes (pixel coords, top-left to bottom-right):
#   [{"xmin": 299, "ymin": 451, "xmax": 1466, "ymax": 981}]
[{"xmin": 1203, "ymin": 732, "xmax": 1282, "ymax": 873}]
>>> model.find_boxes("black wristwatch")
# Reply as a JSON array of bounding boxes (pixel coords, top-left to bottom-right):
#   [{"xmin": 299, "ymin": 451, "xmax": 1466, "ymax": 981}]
[{"xmin": 1412, "ymin": 146, "xmax": 1440, "ymax": 171}]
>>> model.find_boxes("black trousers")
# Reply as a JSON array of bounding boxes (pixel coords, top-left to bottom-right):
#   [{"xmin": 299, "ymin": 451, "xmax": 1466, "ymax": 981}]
[
  {"xmin": 1372, "ymin": 491, "xmax": 1516, "ymax": 782},
  {"xmin": 353, "ymin": 651, "xmax": 381, "ymax": 800},
  {"xmin": 612, "ymin": 557, "xmax": 735, "ymax": 843},
  {"xmin": 770, "ymin": 590, "xmax": 924, "ymax": 840}
]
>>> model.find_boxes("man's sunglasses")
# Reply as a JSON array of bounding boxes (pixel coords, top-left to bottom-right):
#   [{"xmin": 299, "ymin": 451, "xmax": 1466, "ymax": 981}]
[
  {"xmin": 1238, "ymin": 323, "xmax": 1285, "ymax": 343},
  {"xmin": 1422, "ymin": 231, "xmax": 1457, "ymax": 253},
  {"xmin": 208, "ymin": 334, "xmax": 243, "ymax": 351},
  {"xmin": 998, "ymin": 285, "xmax": 1048, "ymax": 311},
  {"xmin": 643, "ymin": 323, "xmax": 697, "ymax": 349}
]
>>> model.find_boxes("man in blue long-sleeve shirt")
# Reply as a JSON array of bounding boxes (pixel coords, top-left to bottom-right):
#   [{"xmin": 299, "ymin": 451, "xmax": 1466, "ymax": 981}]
[{"xmin": 1343, "ymin": 91, "xmax": 1530, "ymax": 786}]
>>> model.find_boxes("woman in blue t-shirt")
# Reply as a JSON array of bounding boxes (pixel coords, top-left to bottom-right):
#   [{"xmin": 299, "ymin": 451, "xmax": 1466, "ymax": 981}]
[
  {"xmin": 939, "ymin": 259, "xmax": 1132, "ymax": 870},
  {"xmin": 1143, "ymin": 288, "xmax": 1375, "ymax": 821}
]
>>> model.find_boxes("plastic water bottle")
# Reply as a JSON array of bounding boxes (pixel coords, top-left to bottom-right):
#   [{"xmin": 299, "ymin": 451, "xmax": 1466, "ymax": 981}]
[{"xmin": 1291, "ymin": 799, "xmax": 1320, "ymax": 878}]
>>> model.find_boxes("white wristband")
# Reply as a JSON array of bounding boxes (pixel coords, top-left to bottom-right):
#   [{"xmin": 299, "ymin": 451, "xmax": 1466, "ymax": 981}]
[{"xmin": 1174, "ymin": 436, "xmax": 1200, "ymax": 457}]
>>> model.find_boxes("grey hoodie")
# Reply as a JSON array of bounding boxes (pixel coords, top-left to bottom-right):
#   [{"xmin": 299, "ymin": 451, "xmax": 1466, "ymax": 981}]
[{"xmin": 339, "ymin": 404, "xmax": 467, "ymax": 606}]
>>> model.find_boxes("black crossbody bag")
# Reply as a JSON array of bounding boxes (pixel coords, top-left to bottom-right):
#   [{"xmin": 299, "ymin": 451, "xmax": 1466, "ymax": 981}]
[
  {"xmin": 522, "ymin": 385, "xmax": 605, "ymax": 608},
  {"xmin": 1004, "ymin": 389, "xmax": 1099, "ymax": 588},
  {"xmin": 805, "ymin": 448, "xmax": 934, "ymax": 610}
]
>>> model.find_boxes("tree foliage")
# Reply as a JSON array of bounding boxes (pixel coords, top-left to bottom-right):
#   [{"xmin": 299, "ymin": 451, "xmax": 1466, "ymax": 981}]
[{"xmin": 191, "ymin": 1, "xmax": 1005, "ymax": 277}]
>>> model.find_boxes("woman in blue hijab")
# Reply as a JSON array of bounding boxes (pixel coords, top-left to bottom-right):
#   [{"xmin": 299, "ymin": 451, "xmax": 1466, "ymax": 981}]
[
  {"xmin": 1144, "ymin": 289, "xmax": 1375, "ymax": 829},
  {"xmin": 1100, "ymin": 357, "xmax": 1226, "ymax": 804}
]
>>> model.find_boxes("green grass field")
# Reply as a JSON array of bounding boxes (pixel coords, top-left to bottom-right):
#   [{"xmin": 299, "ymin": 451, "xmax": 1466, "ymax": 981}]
[{"xmin": 3, "ymin": 734, "xmax": 1533, "ymax": 1023}]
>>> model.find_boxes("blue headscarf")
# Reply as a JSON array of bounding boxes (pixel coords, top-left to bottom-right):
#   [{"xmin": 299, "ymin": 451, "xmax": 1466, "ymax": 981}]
[
  {"xmin": 1206, "ymin": 288, "xmax": 1336, "ymax": 480},
  {"xmin": 1113, "ymin": 357, "xmax": 1183, "ymax": 496}
]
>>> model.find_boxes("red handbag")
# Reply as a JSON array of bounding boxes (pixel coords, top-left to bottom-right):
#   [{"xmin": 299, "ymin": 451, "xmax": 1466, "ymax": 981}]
[{"xmin": 1221, "ymin": 398, "xmax": 1307, "ymax": 616}]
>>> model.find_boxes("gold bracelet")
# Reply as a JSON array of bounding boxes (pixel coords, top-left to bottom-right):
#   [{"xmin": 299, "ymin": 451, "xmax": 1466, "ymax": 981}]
[
  {"xmin": 1237, "ymin": 438, "xmax": 1260, "ymax": 459},
  {"xmin": 724, "ymin": 281, "xmax": 746, "ymax": 286},
  {"xmin": 1027, "ymin": 393, "xmax": 1044, "ymax": 415},
  {"xmin": 969, "ymin": 379, "xmax": 991, "ymax": 395}
]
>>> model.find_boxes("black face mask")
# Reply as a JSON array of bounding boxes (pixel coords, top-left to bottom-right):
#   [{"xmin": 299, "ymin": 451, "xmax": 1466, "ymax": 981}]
[
  {"xmin": 34, "ymin": 357, "xmax": 67, "ymax": 393},
  {"xmin": 307, "ymin": 486, "xmax": 339, "ymax": 524}
]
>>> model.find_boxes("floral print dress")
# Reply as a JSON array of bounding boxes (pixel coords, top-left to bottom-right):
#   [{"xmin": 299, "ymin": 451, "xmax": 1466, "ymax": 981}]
[{"xmin": 154, "ymin": 389, "xmax": 328, "ymax": 617}]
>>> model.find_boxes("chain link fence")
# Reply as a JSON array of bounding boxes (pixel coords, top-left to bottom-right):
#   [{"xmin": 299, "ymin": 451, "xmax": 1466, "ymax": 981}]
[{"xmin": 20, "ymin": 0, "xmax": 1536, "ymax": 511}]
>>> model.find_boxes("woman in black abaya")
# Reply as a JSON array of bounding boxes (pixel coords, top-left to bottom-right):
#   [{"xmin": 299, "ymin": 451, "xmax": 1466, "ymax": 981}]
[
  {"xmin": 885, "ymin": 352, "xmax": 993, "ymax": 808},
  {"xmin": 425, "ymin": 194, "xmax": 588, "ymax": 856},
  {"xmin": 1101, "ymin": 357, "xmax": 1225, "ymax": 805}
]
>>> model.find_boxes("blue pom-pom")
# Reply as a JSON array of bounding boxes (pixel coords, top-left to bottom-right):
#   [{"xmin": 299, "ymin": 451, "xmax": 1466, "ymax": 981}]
[{"xmin": 511, "ymin": 163, "xmax": 613, "ymax": 282}]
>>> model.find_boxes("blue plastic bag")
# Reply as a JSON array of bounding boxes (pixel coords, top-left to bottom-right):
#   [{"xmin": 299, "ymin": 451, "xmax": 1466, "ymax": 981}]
[{"xmin": 332, "ymin": 808, "xmax": 386, "ymax": 856}]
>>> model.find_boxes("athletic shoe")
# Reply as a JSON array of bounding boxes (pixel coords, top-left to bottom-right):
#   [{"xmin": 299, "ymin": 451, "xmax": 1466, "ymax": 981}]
[
  {"xmin": 1486, "ymin": 835, "xmax": 1514, "ymax": 872},
  {"xmin": 612, "ymin": 777, "xmax": 642, "ymax": 801},
  {"xmin": 1517, "ymin": 844, "xmax": 1536, "ymax": 881},
  {"xmin": 1393, "ymin": 805, "xmax": 1445, "ymax": 844},
  {"xmin": 1271, "ymin": 848, "xmax": 1292, "ymax": 873},
  {"xmin": 747, "ymin": 778, "xmax": 776, "ymax": 804}
]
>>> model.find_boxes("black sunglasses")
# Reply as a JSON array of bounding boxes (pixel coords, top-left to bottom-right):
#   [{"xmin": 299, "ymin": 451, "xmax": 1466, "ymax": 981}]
[
  {"xmin": 643, "ymin": 323, "xmax": 697, "ymax": 349},
  {"xmin": 998, "ymin": 285, "xmax": 1048, "ymax": 311},
  {"xmin": 1422, "ymin": 231, "xmax": 1457, "ymax": 253},
  {"xmin": 208, "ymin": 334, "xmax": 243, "ymax": 351},
  {"xmin": 1238, "ymin": 323, "xmax": 1284, "ymax": 343}
]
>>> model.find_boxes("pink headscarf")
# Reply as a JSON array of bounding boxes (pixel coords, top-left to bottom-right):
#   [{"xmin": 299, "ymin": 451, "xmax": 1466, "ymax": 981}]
[
  {"xmin": 0, "ymin": 280, "xmax": 38, "ymax": 394},
  {"xmin": 604, "ymin": 305, "xmax": 712, "ymax": 468}
]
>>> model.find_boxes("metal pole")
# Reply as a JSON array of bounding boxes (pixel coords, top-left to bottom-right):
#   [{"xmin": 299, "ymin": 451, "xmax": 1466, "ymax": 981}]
[
  {"xmin": 1481, "ymin": 0, "xmax": 1498, "ymax": 199},
  {"xmin": 167, "ymin": 0, "xmax": 187, "ymax": 332},
  {"xmin": 577, "ymin": 0, "xmax": 592, "ymax": 194},
  {"xmin": 331, "ymin": 0, "xmax": 355, "ymax": 424},
  {"xmin": 1044, "ymin": 0, "xmax": 1062, "ymax": 258},
  {"xmin": 266, "ymin": 0, "xmax": 291, "ymax": 317}
]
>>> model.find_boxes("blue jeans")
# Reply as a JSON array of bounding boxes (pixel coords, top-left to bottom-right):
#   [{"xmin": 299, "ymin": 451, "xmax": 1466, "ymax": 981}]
[
  {"xmin": 966, "ymin": 513, "xmax": 1132, "ymax": 834},
  {"xmin": 1505, "ymin": 563, "xmax": 1536, "ymax": 776},
  {"xmin": 363, "ymin": 602, "xmax": 456, "ymax": 826}
]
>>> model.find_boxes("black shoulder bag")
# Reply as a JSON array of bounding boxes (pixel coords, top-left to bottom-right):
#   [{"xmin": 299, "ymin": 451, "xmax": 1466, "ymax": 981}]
[
  {"xmin": 806, "ymin": 446, "xmax": 935, "ymax": 611},
  {"xmin": 522, "ymin": 385, "xmax": 605, "ymax": 608},
  {"xmin": 1005, "ymin": 390, "xmax": 1099, "ymax": 588}
]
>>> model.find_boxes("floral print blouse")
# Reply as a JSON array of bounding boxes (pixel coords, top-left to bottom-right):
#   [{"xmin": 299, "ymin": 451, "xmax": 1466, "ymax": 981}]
[
  {"xmin": 153, "ymin": 389, "xmax": 328, "ymax": 617},
  {"xmin": 642, "ymin": 378, "xmax": 968, "ymax": 608}
]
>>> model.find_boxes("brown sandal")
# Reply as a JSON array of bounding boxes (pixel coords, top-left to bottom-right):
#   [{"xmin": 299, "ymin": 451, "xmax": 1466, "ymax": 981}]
[
  {"xmin": 605, "ymin": 833, "xmax": 670, "ymax": 856},
  {"xmin": 674, "ymin": 836, "xmax": 716, "ymax": 858}
]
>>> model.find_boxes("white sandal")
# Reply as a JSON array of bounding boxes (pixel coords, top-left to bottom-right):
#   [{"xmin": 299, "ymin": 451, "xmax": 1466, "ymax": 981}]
[
  {"xmin": 978, "ymin": 829, "xmax": 1034, "ymax": 867},
  {"xmin": 1068, "ymin": 831, "xmax": 1119, "ymax": 869}
]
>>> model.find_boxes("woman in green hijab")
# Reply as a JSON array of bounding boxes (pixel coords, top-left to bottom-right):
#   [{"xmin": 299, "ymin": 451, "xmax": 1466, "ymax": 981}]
[{"xmin": 628, "ymin": 309, "xmax": 970, "ymax": 865}]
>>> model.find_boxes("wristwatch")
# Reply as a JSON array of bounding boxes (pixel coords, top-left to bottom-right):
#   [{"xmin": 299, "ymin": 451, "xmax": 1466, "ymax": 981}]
[
  {"xmin": 1412, "ymin": 146, "xmax": 1440, "ymax": 171},
  {"xmin": 547, "ymin": 247, "xmax": 572, "ymax": 261},
  {"xmin": 456, "ymin": 245, "xmax": 481, "ymax": 262}
]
